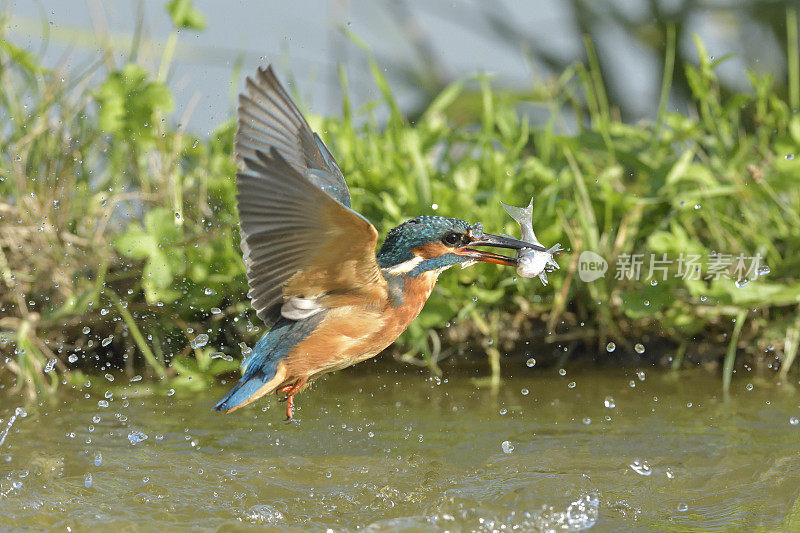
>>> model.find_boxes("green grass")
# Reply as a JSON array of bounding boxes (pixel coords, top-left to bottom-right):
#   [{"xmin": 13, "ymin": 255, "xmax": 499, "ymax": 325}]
[{"xmin": 1, "ymin": 6, "xmax": 799, "ymax": 399}]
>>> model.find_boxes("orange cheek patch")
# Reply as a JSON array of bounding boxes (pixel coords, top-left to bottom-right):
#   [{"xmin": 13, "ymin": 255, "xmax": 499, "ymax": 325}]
[{"xmin": 411, "ymin": 242, "xmax": 452, "ymax": 259}]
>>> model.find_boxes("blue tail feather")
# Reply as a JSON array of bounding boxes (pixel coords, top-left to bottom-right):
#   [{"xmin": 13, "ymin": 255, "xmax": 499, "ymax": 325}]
[
  {"xmin": 212, "ymin": 361, "xmax": 278, "ymax": 411},
  {"xmin": 213, "ymin": 314, "xmax": 325, "ymax": 412}
]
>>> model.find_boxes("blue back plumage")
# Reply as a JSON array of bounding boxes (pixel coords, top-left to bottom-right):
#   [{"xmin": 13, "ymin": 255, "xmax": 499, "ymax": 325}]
[{"xmin": 213, "ymin": 313, "xmax": 326, "ymax": 411}]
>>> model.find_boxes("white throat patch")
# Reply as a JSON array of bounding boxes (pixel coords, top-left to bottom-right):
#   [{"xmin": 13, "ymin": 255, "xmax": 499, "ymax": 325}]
[{"xmin": 383, "ymin": 255, "xmax": 424, "ymax": 276}]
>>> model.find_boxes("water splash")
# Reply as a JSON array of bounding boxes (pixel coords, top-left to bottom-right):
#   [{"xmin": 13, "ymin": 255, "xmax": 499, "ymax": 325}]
[
  {"xmin": 244, "ymin": 504, "xmax": 284, "ymax": 525},
  {"xmin": 537, "ymin": 493, "xmax": 600, "ymax": 531},
  {"xmin": 629, "ymin": 460, "xmax": 652, "ymax": 476},
  {"xmin": 0, "ymin": 407, "xmax": 27, "ymax": 447}
]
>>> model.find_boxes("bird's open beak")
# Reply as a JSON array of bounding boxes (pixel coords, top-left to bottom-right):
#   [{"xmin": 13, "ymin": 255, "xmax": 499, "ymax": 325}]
[{"xmin": 453, "ymin": 231, "xmax": 547, "ymax": 266}]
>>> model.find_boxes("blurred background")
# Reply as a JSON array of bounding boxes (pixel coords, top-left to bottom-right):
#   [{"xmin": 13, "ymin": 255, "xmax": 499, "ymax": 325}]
[{"xmin": 4, "ymin": 0, "xmax": 795, "ymax": 132}]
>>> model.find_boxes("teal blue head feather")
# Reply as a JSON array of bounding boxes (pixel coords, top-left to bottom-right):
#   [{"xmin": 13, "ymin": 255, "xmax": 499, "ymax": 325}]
[{"xmin": 377, "ymin": 216, "xmax": 473, "ymax": 274}]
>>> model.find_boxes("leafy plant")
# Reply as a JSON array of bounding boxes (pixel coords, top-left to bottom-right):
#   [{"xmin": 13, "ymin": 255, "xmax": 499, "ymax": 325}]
[{"xmin": 1, "ymin": 4, "xmax": 799, "ymax": 399}]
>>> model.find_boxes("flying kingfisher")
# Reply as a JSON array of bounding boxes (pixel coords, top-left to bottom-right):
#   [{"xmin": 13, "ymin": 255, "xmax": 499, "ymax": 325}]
[{"xmin": 213, "ymin": 66, "xmax": 546, "ymax": 419}]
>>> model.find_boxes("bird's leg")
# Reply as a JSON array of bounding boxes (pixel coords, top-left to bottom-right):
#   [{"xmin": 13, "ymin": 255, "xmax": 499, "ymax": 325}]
[
  {"xmin": 278, "ymin": 378, "xmax": 307, "ymax": 421},
  {"xmin": 284, "ymin": 394, "xmax": 296, "ymax": 422}
]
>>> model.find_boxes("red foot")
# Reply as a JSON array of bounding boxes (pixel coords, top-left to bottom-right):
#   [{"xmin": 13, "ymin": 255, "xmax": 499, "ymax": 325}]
[{"xmin": 277, "ymin": 378, "xmax": 306, "ymax": 421}]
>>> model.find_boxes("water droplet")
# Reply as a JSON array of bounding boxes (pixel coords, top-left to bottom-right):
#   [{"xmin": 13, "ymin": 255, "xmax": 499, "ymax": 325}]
[
  {"xmin": 629, "ymin": 460, "xmax": 652, "ymax": 476},
  {"xmin": 634, "ymin": 343, "xmax": 645, "ymax": 354},
  {"xmin": 68, "ymin": 354, "xmax": 78, "ymax": 363},
  {"xmin": 94, "ymin": 452, "xmax": 102, "ymax": 466},
  {"xmin": 604, "ymin": 397, "xmax": 616, "ymax": 409},
  {"xmin": 666, "ymin": 468, "xmax": 675, "ymax": 479},
  {"xmin": 758, "ymin": 265, "xmax": 770, "ymax": 276},
  {"xmin": 472, "ymin": 296, "xmax": 478, "ymax": 302},
  {"xmin": 190, "ymin": 334, "xmax": 209, "ymax": 349},
  {"xmin": 210, "ymin": 307, "xmax": 221, "ymax": 315},
  {"xmin": 101, "ymin": 335, "xmax": 113, "ymax": 347},
  {"xmin": 127, "ymin": 430, "xmax": 148, "ymax": 445},
  {"xmin": 677, "ymin": 503, "xmax": 689, "ymax": 512},
  {"xmin": 203, "ymin": 287, "xmax": 214, "ymax": 295},
  {"xmin": 84, "ymin": 473, "xmax": 92, "ymax": 488},
  {"xmin": 745, "ymin": 383, "xmax": 754, "ymax": 392},
  {"xmin": 167, "ymin": 388, "xmax": 175, "ymax": 396},
  {"xmin": 568, "ymin": 381, "xmax": 576, "ymax": 389},
  {"xmin": 210, "ymin": 352, "xmax": 233, "ymax": 361},
  {"xmin": 637, "ymin": 371, "xmax": 646, "ymax": 381},
  {"xmin": 606, "ymin": 342, "xmax": 616, "ymax": 353},
  {"xmin": 82, "ymin": 326, "xmax": 90, "ymax": 334},
  {"xmin": 44, "ymin": 358, "xmax": 57, "ymax": 373},
  {"xmin": 104, "ymin": 373, "xmax": 114, "ymax": 382},
  {"xmin": 582, "ymin": 417, "xmax": 591, "ymax": 425},
  {"xmin": 735, "ymin": 277, "xmax": 749, "ymax": 288},
  {"xmin": 786, "ymin": 153, "xmax": 795, "ymax": 160},
  {"xmin": 694, "ymin": 204, "xmax": 701, "ymax": 210},
  {"xmin": 521, "ymin": 388, "xmax": 529, "ymax": 395},
  {"xmin": 700, "ymin": 295, "xmax": 707, "ymax": 302},
  {"xmin": 558, "ymin": 368, "xmax": 567, "ymax": 376},
  {"xmin": 526, "ymin": 358, "xmax": 536, "ymax": 368},
  {"xmin": 790, "ymin": 416, "xmax": 799, "ymax": 426},
  {"xmin": 650, "ymin": 279, "xmax": 658, "ymax": 286},
  {"xmin": 501, "ymin": 440, "xmax": 514, "ymax": 454}
]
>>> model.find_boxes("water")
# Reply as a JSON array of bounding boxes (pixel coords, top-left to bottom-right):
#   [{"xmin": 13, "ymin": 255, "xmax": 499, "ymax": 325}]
[{"xmin": 1, "ymin": 368, "xmax": 800, "ymax": 531}]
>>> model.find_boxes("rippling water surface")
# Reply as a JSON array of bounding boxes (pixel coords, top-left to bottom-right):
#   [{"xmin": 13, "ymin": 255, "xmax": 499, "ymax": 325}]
[{"xmin": 2, "ymin": 366, "xmax": 800, "ymax": 531}]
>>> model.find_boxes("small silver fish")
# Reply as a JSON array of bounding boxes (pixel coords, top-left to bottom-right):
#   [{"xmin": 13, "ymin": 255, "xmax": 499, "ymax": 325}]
[{"xmin": 501, "ymin": 199, "xmax": 561, "ymax": 285}]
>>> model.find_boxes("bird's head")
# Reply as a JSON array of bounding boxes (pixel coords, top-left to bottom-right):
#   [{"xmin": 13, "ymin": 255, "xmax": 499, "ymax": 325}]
[{"xmin": 377, "ymin": 215, "xmax": 543, "ymax": 277}]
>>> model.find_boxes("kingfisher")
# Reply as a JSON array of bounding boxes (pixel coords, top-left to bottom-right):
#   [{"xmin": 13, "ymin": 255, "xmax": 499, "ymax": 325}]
[{"xmin": 213, "ymin": 66, "xmax": 546, "ymax": 420}]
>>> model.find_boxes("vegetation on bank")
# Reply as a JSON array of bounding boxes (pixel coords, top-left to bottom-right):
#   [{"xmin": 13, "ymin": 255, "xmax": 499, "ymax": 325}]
[{"xmin": 1, "ymin": 5, "xmax": 799, "ymax": 399}]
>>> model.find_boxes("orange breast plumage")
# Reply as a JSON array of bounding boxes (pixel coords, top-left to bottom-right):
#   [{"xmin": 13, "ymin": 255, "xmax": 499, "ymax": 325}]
[{"xmin": 283, "ymin": 270, "xmax": 439, "ymax": 379}]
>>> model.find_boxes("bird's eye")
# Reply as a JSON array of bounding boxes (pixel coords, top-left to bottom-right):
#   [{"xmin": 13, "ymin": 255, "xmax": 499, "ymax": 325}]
[{"xmin": 443, "ymin": 232, "xmax": 461, "ymax": 246}]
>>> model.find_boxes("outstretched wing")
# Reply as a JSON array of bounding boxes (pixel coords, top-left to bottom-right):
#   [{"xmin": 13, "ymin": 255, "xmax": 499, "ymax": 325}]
[
  {"xmin": 236, "ymin": 66, "xmax": 351, "ymax": 207},
  {"xmin": 235, "ymin": 68, "xmax": 385, "ymax": 326}
]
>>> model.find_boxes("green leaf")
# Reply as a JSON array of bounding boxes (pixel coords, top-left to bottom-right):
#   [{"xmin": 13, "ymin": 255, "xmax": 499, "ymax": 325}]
[
  {"xmin": 144, "ymin": 207, "xmax": 181, "ymax": 244},
  {"xmin": 113, "ymin": 224, "xmax": 157, "ymax": 259},
  {"xmin": 143, "ymin": 250, "xmax": 173, "ymax": 289},
  {"xmin": 166, "ymin": 0, "xmax": 206, "ymax": 30},
  {"xmin": 95, "ymin": 64, "xmax": 173, "ymax": 144}
]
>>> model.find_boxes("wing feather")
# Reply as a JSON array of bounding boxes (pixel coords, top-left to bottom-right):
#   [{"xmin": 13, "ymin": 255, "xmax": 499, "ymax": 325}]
[
  {"xmin": 235, "ymin": 66, "xmax": 388, "ymax": 326},
  {"xmin": 236, "ymin": 146, "xmax": 384, "ymax": 325},
  {"xmin": 236, "ymin": 66, "xmax": 351, "ymax": 207}
]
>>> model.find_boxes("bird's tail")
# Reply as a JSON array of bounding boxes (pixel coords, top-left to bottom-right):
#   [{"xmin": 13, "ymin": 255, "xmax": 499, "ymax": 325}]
[{"xmin": 213, "ymin": 362, "xmax": 287, "ymax": 413}]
